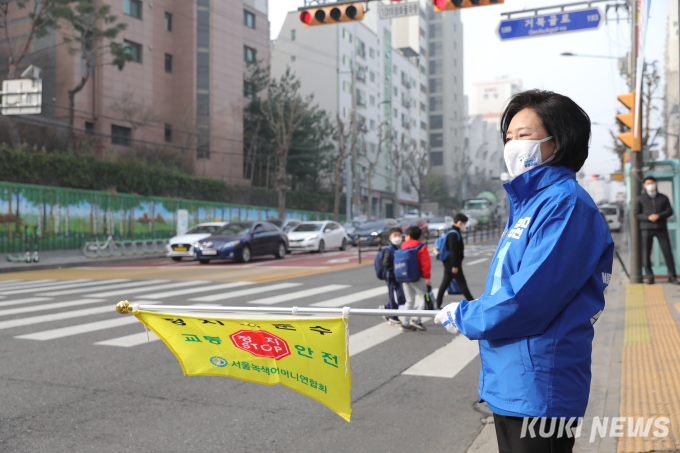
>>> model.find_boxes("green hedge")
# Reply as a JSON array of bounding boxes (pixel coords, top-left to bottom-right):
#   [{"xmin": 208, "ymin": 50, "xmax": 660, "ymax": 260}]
[{"xmin": 0, "ymin": 145, "xmax": 345, "ymax": 213}]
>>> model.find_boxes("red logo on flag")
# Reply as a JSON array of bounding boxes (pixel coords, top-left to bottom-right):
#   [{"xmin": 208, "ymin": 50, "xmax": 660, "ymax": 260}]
[{"xmin": 229, "ymin": 330, "xmax": 291, "ymax": 360}]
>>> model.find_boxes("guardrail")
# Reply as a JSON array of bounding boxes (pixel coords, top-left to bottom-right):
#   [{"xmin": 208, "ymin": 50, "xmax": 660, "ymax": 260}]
[{"xmin": 81, "ymin": 236, "xmax": 170, "ymax": 259}]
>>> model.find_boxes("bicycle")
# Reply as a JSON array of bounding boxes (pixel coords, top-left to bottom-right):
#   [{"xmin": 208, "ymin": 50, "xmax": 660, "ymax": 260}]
[{"xmin": 82, "ymin": 236, "xmax": 124, "ymax": 258}]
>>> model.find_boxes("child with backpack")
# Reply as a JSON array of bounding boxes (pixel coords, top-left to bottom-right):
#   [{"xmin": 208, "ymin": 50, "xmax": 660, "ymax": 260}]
[
  {"xmin": 393, "ymin": 226, "xmax": 431, "ymax": 331},
  {"xmin": 374, "ymin": 228, "xmax": 405, "ymax": 325},
  {"xmin": 435, "ymin": 213, "xmax": 474, "ymax": 308}
]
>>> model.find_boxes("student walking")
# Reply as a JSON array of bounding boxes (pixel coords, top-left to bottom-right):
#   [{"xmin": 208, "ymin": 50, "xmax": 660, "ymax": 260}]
[
  {"xmin": 394, "ymin": 226, "xmax": 431, "ymax": 331},
  {"xmin": 436, "ymin": 213, "xmax": 475, "ymax": 308},
  {"xmin": 377, "ymin": 228, "xmax": 405, "ymax": 325}
]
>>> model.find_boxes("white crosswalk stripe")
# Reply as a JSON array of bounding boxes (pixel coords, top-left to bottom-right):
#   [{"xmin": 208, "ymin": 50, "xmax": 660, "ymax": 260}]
[
  {"xmin": 349, "ymin": 322, "xmax": 401, "ymax": 356},
  {"xmin": 95, "ymin": 331, "xmax": 161, "ymax": 347},
  {"xmin": 0, "ymin": 300, "xmax": 105, "ymax": 330},
  {"xmin": 0, "ymin": 280, "xmax": 57, "ymax": 290},
  {"xmin": 466, "ymin": 258, "xmax": 489, "ymax": 266},
  {"xmin": 0, "ymin": 297, "xmax": 53, "ymax": 308},
  {"xmin": 191, "ymin": 283, "xmax": 303, "ymax": 302},
  {"xmin": 311, "ymin": 287, "xmax": 387, "ymax": 308},
  {"xmin": 247, "ymin": 284, "xmax": 351, "ymax": 305},
  {"xmin": 93, "ymin": 280, "xmax": 209, "ymax": 298},
  {"xmin": 0, "ymin": 280, "xmax": 19, "ymax": 287},
  {"xmin": 144, "ymin": 281, "xmax": 255, "ymax": 300},
  {"xmin": 0, "ymin": 279, "xmax": 128, "ymax": 296},
  {"xmin": 40, "ymin": 279, "xmax": 169, "ymax": 297},
  {"xmin": 402, "ymin": 335, "xmax": 479, "ymax": 378},
  {"xmin": 0, "ymin": 298, "xmax": 107, "ymax": 317}
]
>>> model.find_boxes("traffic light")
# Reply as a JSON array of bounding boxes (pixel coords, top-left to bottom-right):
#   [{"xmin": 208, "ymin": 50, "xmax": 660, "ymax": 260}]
[
  {"xmin": 299, "ymin": 4, "xmax": 364, "ymax": 26},
  {"xmin": 616, "ymin": 92, "xmax": 641, "ymax": 152},
  {"xmin": 433, "ymin": 0, "xmax": 504, "ymax": 13}
]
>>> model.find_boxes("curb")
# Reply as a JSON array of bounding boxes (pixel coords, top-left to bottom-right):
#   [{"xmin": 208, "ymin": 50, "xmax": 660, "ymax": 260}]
[{"xmin": 0, "ymin": 254, "xmax": 167, "ymax": 274}]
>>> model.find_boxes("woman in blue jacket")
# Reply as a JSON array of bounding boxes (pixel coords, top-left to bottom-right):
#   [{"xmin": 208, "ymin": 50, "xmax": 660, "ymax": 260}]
[{"xmin": 435, "ymin": 90, "xmax": 614, "ymax": 453}]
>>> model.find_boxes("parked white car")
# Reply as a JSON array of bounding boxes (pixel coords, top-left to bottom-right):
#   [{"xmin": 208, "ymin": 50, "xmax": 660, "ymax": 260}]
[
  {"xmin": 287, "ymin": 221, "xmax": 349, "ymax": 253},
  {"xmin": 166, "ymin": 222, "xmax": 227, "ymax": 261},
  {"xmin": 599, "ymin": 204, "xmax": 622, "ymax": 232}
]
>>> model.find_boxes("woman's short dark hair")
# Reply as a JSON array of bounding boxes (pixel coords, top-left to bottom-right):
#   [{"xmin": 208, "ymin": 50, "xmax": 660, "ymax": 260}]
[{"xmin": 500, "ymin": 89, "xmax": 591, "ymax": 172}]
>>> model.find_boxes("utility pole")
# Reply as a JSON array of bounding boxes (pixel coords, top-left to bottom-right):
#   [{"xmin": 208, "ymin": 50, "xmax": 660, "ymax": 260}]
[
  {"xmin": 629, "ymin": 0, "xmax": 642, "ymax": 283},
  {"xmin": 350, "ymin": 63, "xmax": 359, "ymax": 219}
]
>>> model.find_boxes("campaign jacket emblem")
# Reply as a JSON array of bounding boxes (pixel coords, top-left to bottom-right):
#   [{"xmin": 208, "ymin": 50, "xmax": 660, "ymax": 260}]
[{"xmin": 454, "ymin": 165, "xmax": 614, "ymax": 418}]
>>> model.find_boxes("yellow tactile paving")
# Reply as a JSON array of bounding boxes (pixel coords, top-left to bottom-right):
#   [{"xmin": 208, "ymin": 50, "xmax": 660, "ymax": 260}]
[{"xmin": 618, "ymin": 284, "xmax": 680, "ymax": 452}]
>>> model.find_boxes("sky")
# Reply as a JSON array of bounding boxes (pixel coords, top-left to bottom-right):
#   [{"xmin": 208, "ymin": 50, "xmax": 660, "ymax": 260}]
[{"xmin": 269, "ymin": 0, "xmax": 674, "ymax": 176}]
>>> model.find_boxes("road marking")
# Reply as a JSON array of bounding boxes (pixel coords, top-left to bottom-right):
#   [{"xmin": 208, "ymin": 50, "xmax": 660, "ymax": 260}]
[
  {"xmin": 0, "ymin": 297, "xmax": 53, "ymax": 308},
  {"xmin": 0, "ymin": 298, "xmax": 106, "ymax": 317},
  {"xmin": 311, "ymin": 287, "xmax": 388, "ymax": 308},
  {"xmin": 0, "ymin": 300, "xmax": 105, "ymax": 330},
  {"xmin": 93, "ymin": 280, "xmax": 209, "ymax": 298},
  {"xmin": 144, "ymin": 281, "xmax": 255, "ymax": 300},
  {"xmin": 95, "ymin": 330, "xmax": 161, "ymax": 347},
  {"xmin": 349, "ymin": 322, "xmax": 401, "ymax": 356},
  {"xmin": 247, "ymin": 284, "xmax": 351, "ymax": 305},
  {"xmin": 326, "ymin": 258, "xmax": 350, "ymax": 264},
  {"xmin": 0, "ymin": 279, "xmax": 126, "ymax": 296},
  {"xmin": 466, "ymin": 258, "xmax": 489, "ymax": 266},
  {"xmin": 40, "ymin": 279, "xmax": 169, "ymax": 296},
  {"xmin": 190, "ymin": 283, "xmax": 303, "ymax": 302},
  {"xmin": 16, "ymin": 309, "xmax": 157, "ymax": 341},
  {"xmin": 0, "ymin": 280, "xmax": 18, "ymax": 287},
  {"xmin": 0, "ymin": 280, "xmax": 57, "ymax": 290},
  {"xmin": 402, "ymin": 335, "xmax": 479, "ymax": 378}
]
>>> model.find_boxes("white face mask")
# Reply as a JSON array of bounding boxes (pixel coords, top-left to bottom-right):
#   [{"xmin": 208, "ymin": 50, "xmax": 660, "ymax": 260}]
[
  {"xmin": 646, "ymin": 184, "xmax": 657, "ymax": 194},
  {"xmin": 391, "ymin": 237, "xmax": 403, "ymax": 246},
  {"xmin": 504, "ymin": 136, "xmax": 554, "ymax": 179}
]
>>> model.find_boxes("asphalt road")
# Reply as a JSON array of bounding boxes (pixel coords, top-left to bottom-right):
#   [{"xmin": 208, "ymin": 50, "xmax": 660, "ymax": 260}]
[{"xmin": 0, "ymin": 241, "xmax": 500, "ymax": 453}]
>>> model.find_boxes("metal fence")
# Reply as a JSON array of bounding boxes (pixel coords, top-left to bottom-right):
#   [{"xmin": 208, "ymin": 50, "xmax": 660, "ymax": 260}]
[{"xmin": 0, "ymin": 181, "xmax": 341, "ymax": 253}]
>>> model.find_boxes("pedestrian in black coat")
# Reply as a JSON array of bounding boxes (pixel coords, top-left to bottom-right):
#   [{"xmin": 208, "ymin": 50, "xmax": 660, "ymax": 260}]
[{"xmin": 436, "ymin": 213, "xmax": 475, "ymax": 308}]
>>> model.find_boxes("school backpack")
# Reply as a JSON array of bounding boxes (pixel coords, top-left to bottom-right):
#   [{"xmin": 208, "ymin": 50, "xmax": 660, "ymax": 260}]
[
  {"xmin": 374, "ymin": 245, "xmax": 395, "ymax": 281},
  {"xmin": 394, "ymin": 243, "xmax": 425, "ymax": 283},
  {"xmin": 435, "ymin": 229, "xmax": 460, "ymax": 262}
]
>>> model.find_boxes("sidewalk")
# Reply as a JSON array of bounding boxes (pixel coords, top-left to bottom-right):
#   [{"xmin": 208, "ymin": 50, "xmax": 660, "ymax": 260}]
[
  {"xmin": 466, "ymin": 247, "xmax": 680, "ymax": 452},
  {"xmin": 0, "ymin": 248, "xmax": 165, "ymax": 274}
]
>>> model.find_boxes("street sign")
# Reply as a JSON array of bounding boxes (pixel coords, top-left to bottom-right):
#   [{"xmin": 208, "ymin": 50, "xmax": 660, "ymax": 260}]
[
  {"xmin": 0, "ymin": 78, "xmax": 42, "ymax": 115},
  {"xmin": 497, "ymin": 8, "xmax": 602, "ymax": 41},
  {"xmin": 379, "ymin": 2, "xmax": 419, "ymax": 19}
]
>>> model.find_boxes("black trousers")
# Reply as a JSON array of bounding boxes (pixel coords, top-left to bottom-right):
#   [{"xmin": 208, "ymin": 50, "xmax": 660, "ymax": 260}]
[
  {"xmin": 436, "ymin": 262, "xmax": 474, "ymax": 307},
  {"xmin": 641, "ymin": 229, "xmax": 677, "ymax": 279},
  {"xmin": 494, "ymin": 414, "xmax": 576, "ymax": 453}
]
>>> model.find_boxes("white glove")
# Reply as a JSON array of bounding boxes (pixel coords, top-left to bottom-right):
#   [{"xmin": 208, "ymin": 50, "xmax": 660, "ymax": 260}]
[{"xmin": 434, "ymin": 303, "xmax": 460, "ymax": 335}]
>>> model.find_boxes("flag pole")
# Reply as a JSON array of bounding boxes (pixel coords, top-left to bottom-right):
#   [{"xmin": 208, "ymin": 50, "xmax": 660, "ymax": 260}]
[{"xmin": 115, "ymin": 301, "xmax": 454, "ymax": 318}]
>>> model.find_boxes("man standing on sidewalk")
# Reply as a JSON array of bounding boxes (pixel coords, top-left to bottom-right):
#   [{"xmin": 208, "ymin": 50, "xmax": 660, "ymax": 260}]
[
  {"xmin": 436, "ymin": 213, "xmax": 474, "ymax": 308},
  {"xmin": 634, "ymin": 176, "xmax": 679, "ymax": 285}
]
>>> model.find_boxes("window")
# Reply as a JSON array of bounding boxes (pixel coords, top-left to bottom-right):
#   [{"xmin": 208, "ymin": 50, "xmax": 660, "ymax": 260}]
[
  {"xmin": 369, "ymin": 71, "xmax": 375, "ymax": 82},
  {"xmin": 369, "ymin": 95, "xmax": 375, "ymax": 106},
  {"xmin": 393, "ymin": 87, "xmax": 398, "ymax": 96},
  {"xmin": 421, "ymin": 121, "xmax": 426, "ymax": 130},
  {"xmin": 393, "ymin": 108, "xmax": 398, "ymax": 118},
  {"xmin": 370, "ymin": 119, "xmax": 376, "ymax": 130},
  {"xmin": 429, "ymin": 78, "xmax": 442, "ymax": 94},
  {"xmin": 430, "ymin": 133, "xmax": 443, "ymax": 148},
  {"xmin": 111, "ymin": 125, "xmax": 132, "ymax": 146},
  {"xmin": 420, "ymin": 46, "xmax": 427, "ymax": 57},
  {"xmin": 369, "ymin": 48, "xmax": 375, "ymax": 58},
  {"xmin": 421, "ymin": 83, "xmax": 427, "ymax": 94},
  {"xmin": 429, "ymin": 41, "xmax": 442, "ymax": 57},
  {"xmin": 164, "ymin": 53, "xmax": 173, "ymax": 73},
  {"xmin": 244, "ymin": 10, "xmax": 255, "ymax": 28},
  {"xmin": 85, "ymin": 122, "xmax": 94, "ymax": 134},
  {"xmin": 124, "ymin": 0, "xmax": 142, "ymax": 19},
  {"xmin": 393, "ymin": 65, "xmax": 397, "ymax": 75},
  {"xmin": 342, "ymin": 55, "xmax": 351, "ymax": 68},
  {"xmin": 343, "ymin": 81, "xmax": 351, "ymax": 93},
  {"xmin": 291, "ymin": 55, "xmax": 296, "ymax": 62},
  {"xmin": 291, "ymin": 29, "xmax": 296, "ymax": 41},
  {"xmin": 356, "ymin": 89, "xmax": 366, "ymax": 106},
  {"xmin": 430, "ymin": 96, "xmax": 443, "ymax": 111},
  {"xmin": 165, "ymin": 12, "xmax": 173, "ymax": 31},
  {"xmin": 429, "ymin": 60, "xmax": 442, "ymax": 75},
  {"xmin": 124, "ymin": 40, "xmax": 142, "ymax": 63},
  {"xmin": 430, "ymin": 151, "xmax": 443, "ymax": 166},
  {"xmin": 430, "ymin": 114, "xmax": 443, "ymax": 129},
  {"xmin": 244, "ymin": 81, "xmax": 255, "ymax": 98},
  {"xmin": 356, "ymin": 38, "xmax": 366, "ymax": 58},
  {"xmin": 164, "ymin": 124, "xmax": 173, "ymax": 143},
  {"xmin": 343, "ymin": 29, "xmax": 352, "ymax": 42},
  {"xmin": 244, "ymin": 46, "xmax": 256, "ymax": 62},
  {"xmin": 429, "ymin": 23, "xmax": 442, "ymax": 39}
]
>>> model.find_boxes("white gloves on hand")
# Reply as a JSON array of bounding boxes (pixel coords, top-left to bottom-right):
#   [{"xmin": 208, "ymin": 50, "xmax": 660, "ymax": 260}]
[{"xmin": 434, "ymin": 303, "xmax": 460, "ymax": 335}]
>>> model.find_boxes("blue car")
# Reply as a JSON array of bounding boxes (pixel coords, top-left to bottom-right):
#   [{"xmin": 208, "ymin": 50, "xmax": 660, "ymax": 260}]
[{"xmin": 194, "ymin": 222, "xmax": 288, "ymax": 264}]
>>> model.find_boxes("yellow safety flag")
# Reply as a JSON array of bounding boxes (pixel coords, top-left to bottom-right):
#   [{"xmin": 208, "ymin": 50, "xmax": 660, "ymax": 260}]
[{"xmin": 133, "ymin": 310, "xmax": 352, "ymax": 422}]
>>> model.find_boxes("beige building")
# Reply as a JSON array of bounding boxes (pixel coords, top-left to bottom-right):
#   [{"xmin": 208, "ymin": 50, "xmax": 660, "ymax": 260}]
[{"xmin": 1, "ymin": 0, "xmax": 270, "ymax": 184}]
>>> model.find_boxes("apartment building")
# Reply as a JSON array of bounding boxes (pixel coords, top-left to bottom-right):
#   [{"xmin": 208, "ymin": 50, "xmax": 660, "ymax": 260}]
[
  {"xmin": 1, "ymin": 0, "xmax": 270, "ymax": 184},
  {"xmin": 272, "ymin": 8, "xmax": 426, "ymax": 218},
  {"xmin": 664, "ymin": 0, "xmax": 679, "ymax": 160}
]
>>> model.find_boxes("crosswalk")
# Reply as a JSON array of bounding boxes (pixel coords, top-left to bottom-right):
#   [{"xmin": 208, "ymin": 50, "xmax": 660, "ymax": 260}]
[{"xmin": 0, "ymin": 278, "xmax": 477, "ymax": 380}]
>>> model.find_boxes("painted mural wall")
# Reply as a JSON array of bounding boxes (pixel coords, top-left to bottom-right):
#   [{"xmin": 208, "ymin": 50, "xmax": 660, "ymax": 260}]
[{"xmin": 0, "ymin": 182, "xmax": 339, "ymax": 253}]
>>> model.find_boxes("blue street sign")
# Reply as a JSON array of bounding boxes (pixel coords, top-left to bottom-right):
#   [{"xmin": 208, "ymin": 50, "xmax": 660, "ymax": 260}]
[{"xmin": 497, "ymin": 8, "xmax": 602, "ymax": 41}]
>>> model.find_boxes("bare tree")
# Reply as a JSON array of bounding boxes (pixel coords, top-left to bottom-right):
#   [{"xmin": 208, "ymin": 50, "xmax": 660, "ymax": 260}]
[
  {"xmin": 111, "ymin": 91, "xmax": 156, "ymax": 143},
  {"xmin": 331, "ymin": 114, "xmax": 356, "ymax": 221},
  {"xmin": 361, "ymin": 122, "xmax": 388, "ymax": 219},
  {"xmin": 60, "ymin": 0, "xmax": 130, "ymax": 138},
  {"xmin": 642, "ymin": 61, "xmax": 660, "ymax": 151},
  {"xmin": 405, "ymin": 144, "xmax": 430, "ymax": 215},
  {"xmin": 1, "ymin": 0, "xmax": 71, "ymax": 146},
  {"xmin": 452, "ymin": 138, "xmax": 473, "ymax": 204},
  {"xmin": 260, "ymin": 68, "xmax": 311, "ymax": 218}
]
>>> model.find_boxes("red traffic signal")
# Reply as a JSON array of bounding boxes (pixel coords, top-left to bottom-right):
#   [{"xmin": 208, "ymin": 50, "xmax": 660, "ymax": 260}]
[
  {"xmin": 299, "ymin": 3, "xmax": 364, "ymax": 26},
  {"xmin": 433, "ymin": 0, "xmax": 504, "ymax": 12}
]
